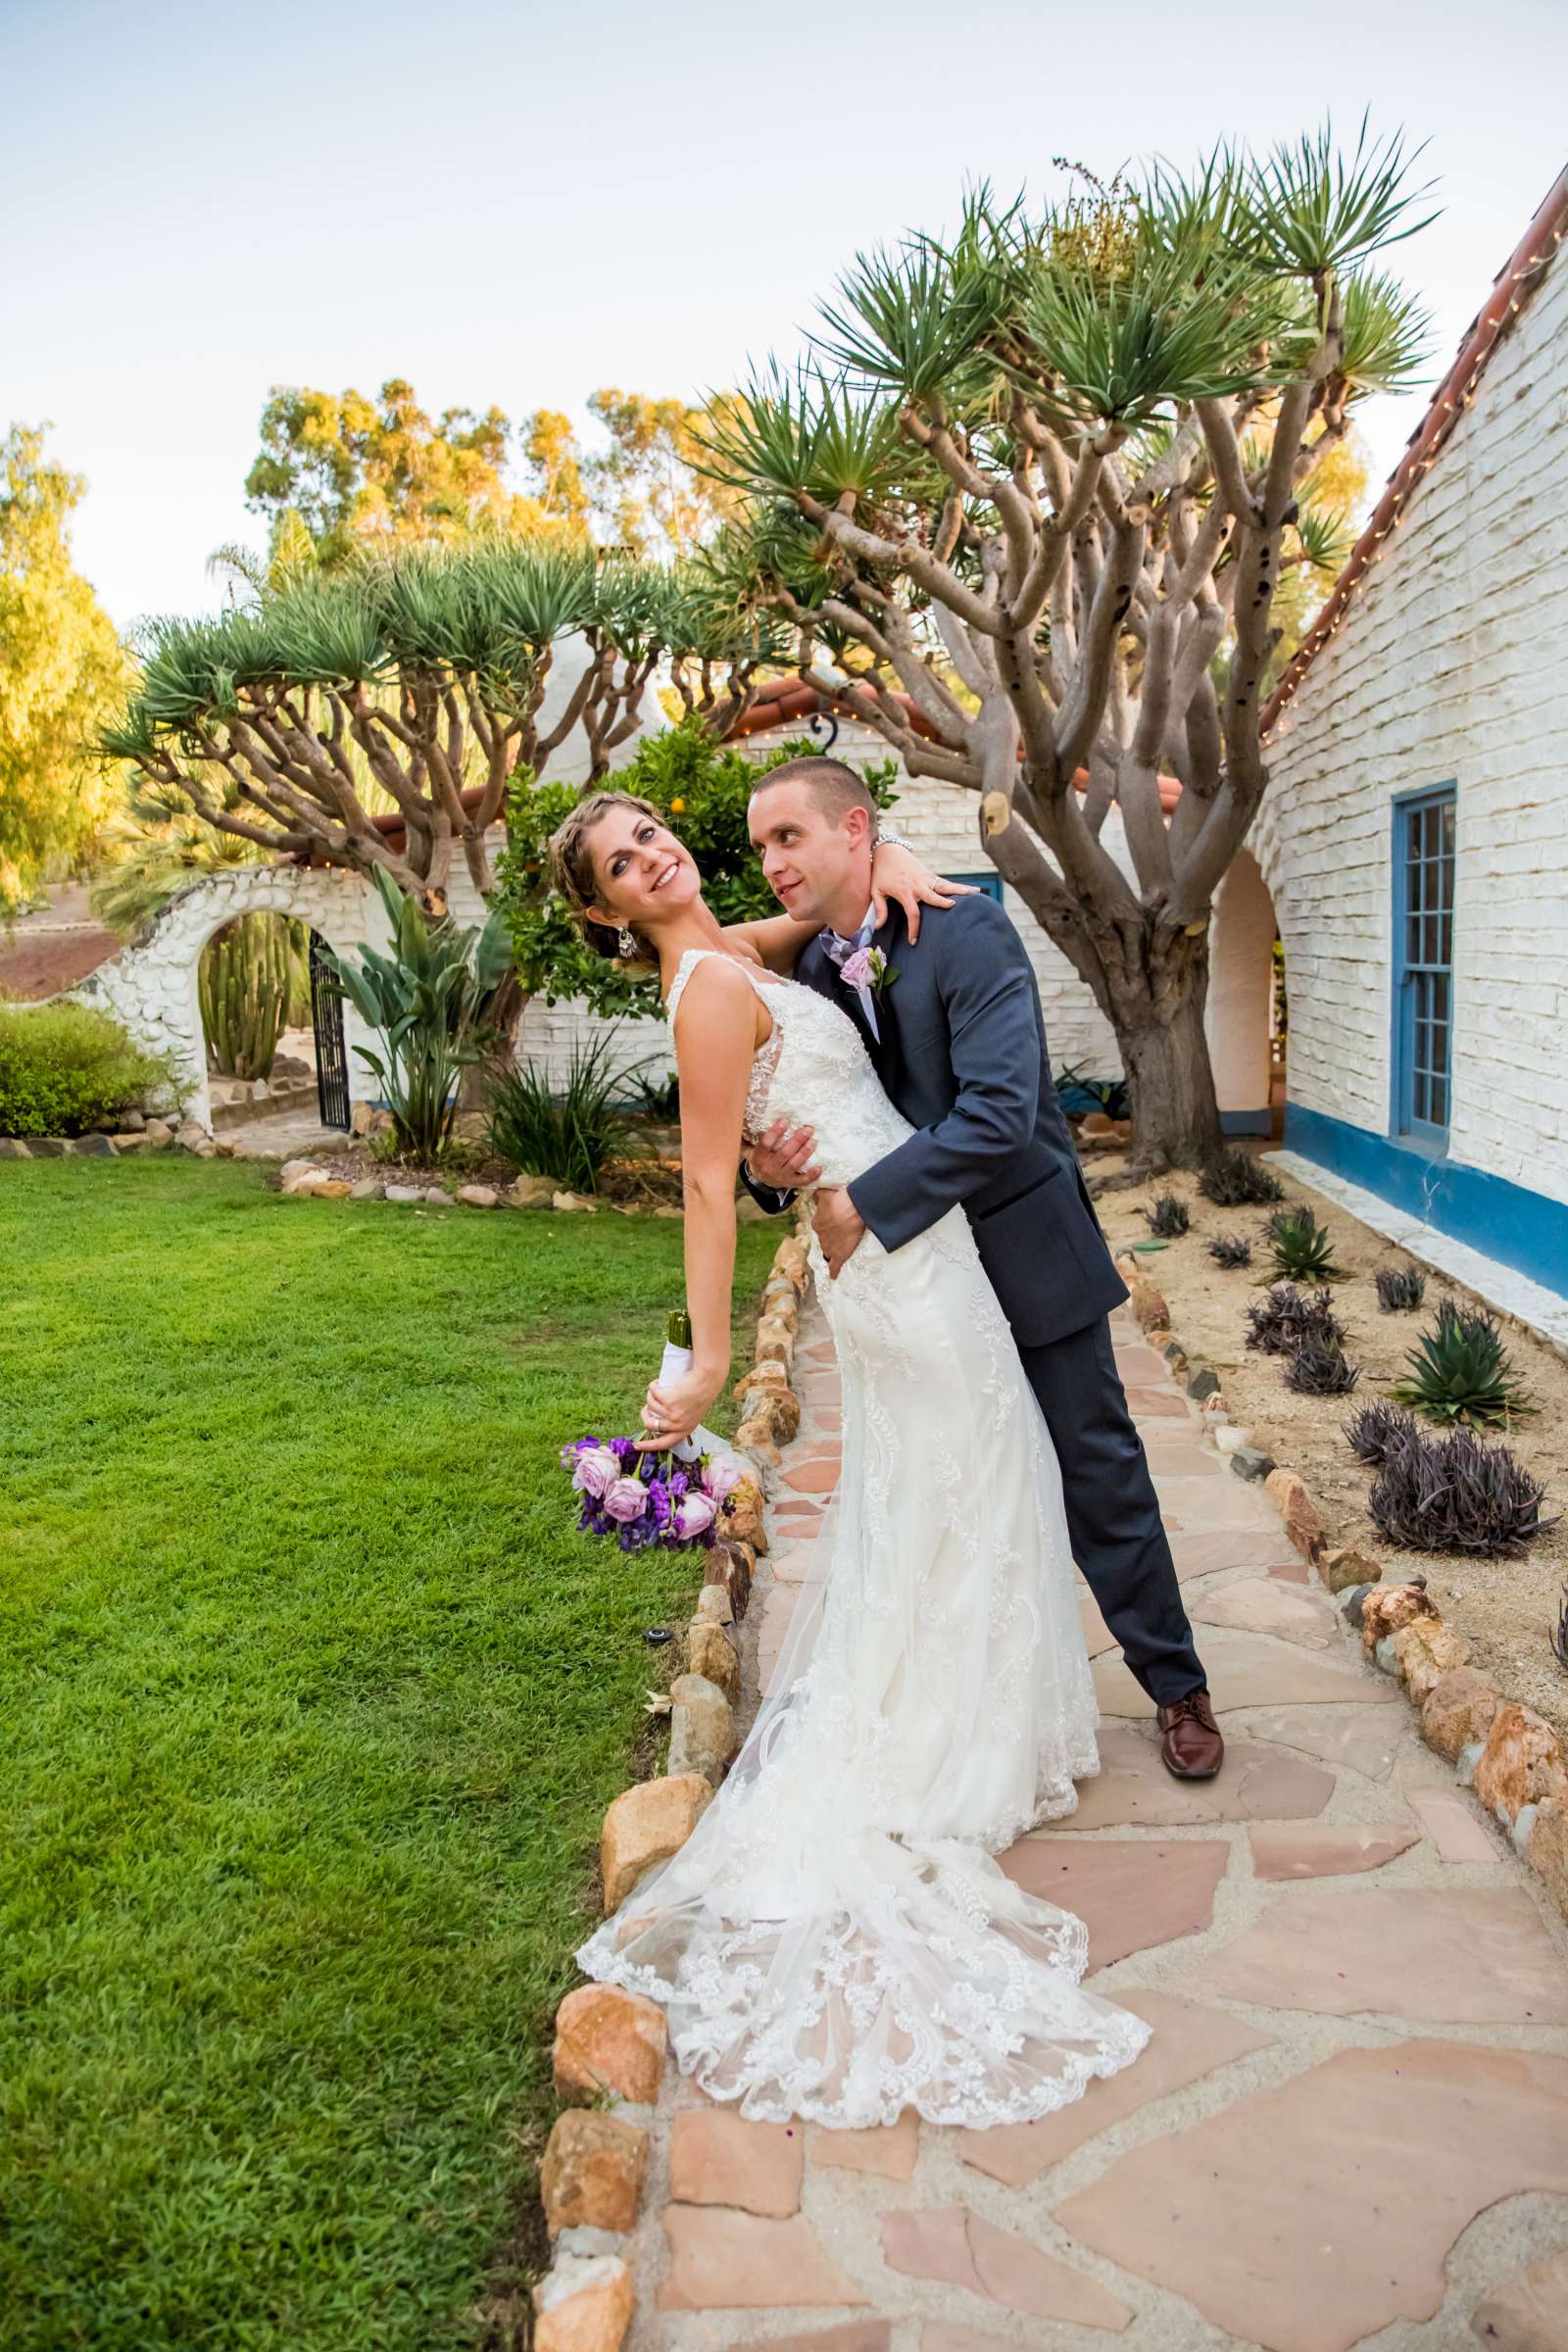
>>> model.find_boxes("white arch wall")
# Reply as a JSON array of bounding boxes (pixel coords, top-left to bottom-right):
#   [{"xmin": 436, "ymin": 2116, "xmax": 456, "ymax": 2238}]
[{"xmin": 69, "ymin": 863, "xmax": 387, "ymax": 1133}]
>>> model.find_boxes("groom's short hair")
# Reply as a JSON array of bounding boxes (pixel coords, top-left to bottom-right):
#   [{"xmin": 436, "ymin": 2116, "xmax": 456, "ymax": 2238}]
[{"xmin": 751, "ymin": 756, "xmax": 876, "ymax": 827}]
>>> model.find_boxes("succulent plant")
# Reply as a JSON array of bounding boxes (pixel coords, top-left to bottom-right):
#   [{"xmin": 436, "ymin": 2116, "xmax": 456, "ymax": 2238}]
[
  {"xmin": 1207, "ymin": 1234, "xmax": 1253, "ymax": 1269},
  {"xmin": 1247, "ymin": 1283, "xmax": 1346, "ymax": 1357},
  {"xmin": 1143, "ymin": 1193, "xmax": 1190, "ymax": 1239},
  {"xmin": 1344, "ymin": 1398, "xmax": 1420, "ymax": 1465},
  {"xmin": 1369, "ymin": 1426, "xmax": 1553, "ymax": 1556},
  {"xmin": 1391, "ymin": 1299, "xmax": 1531, "ymax": 1429},
  {"xmin": 1286, "ymin": 1338, "xmax": 1360, "ymax": 1396},
  {"xmin": 1198, "ymin": 1149, "xmax": 1286, "ymax": 1207},
  {"xmin": 1375, "ymin": 1263, "xmax": 1427, "ymax": 1313},
  {"xmin": 1266, "ymin": 1205, "xmax": 1343, "ymax": 1283},
  {"xmin": 1553, "ymin": 1587, "xmax": 1568, "ymax": 1673}
]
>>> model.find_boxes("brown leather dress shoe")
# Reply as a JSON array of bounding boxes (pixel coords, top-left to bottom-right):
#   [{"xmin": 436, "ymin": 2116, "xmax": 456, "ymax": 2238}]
[{"xmin": 1157, "ymin": 1690, "xmax": 1224, "ymax": 1780}]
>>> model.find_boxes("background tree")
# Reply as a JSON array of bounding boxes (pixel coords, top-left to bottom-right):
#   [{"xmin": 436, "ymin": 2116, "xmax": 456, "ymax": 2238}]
[
  {"xmin": 584, "ymin": 389, "xmax": 747, "ymax": 558},
  {"xmin": 0, "ymin": 425, "xmax": 128, "ymax": 914},
  {"xmin": 242, "ymin": 379, "xmax": 588, "ymax": 570},
  {"xmin": 99, "ymin": 541, "xmax": 767, "ymax": 909},
  {"xmin": 709, "ymin": 128, "xmax": 1432, "ymax": 1166}
]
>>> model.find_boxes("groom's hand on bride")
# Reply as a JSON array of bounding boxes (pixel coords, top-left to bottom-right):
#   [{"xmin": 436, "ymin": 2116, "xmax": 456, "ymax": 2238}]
[
  {"xmin": 745, "ymin": 1119, "xmax": 820, "ymax": 1192},
  {"xmin": 869, "ymin": 841, "xmax": 976, "ymax": 942},
  {"xmin": 814, "ymin": 1186, "xmax": 865, "ymax": 1279}
]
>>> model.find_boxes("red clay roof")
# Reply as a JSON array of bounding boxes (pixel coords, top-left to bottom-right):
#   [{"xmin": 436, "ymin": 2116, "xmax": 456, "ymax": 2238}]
[{"xmin": 1262, "ymin": 164, "xmax": 1568, "ymax": 735}]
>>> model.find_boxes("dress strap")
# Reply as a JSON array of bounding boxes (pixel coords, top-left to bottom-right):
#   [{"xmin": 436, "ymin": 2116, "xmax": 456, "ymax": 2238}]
[{"xmin": 665, "ymin": 947, "xmax": 721, "ymax": 1028}]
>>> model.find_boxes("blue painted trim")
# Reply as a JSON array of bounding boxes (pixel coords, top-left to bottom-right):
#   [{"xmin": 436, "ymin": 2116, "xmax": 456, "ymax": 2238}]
[
  {"xmin": 947, "ymin": 869, "xmax": 1005, "ymax": 904},
  {"xmin": 1390, "ymin": 781, "xmax": 1456, "ymax": 1146},
  {"xmin": 1283, "ymin": 1101, "xmax": 1568, "ymax": 1298},
  {"xmin": 1220, "ymin": 1108, "xmax": 1272, "ymax": 1137}
]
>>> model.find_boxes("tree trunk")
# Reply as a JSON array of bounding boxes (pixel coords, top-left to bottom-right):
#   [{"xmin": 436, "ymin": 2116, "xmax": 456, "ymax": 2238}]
[{"xmin": 1115, "ymin": 983, "xmax": 1225, "ymax": 1173}]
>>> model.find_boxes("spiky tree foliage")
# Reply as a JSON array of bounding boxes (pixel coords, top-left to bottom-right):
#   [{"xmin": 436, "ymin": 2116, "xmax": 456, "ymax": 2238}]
[
  {"xmin": 100, "ymin": 543, "xmax": 761, "ymax": 908},
  {"xmin": 704, "ymin": 125, "xmax": 1433, "ymax": 1166}
]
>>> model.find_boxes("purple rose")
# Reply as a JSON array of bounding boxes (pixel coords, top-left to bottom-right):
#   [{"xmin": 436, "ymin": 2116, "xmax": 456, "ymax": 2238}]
[
  {"xmin": 602, "ymin": 1476, "xmax": 650, "ymax": 1525},
  {"xmin": 674, "ymin": 1492, "xmax": 716, "ymax": 1541},
  {"xmin": 838, "ymin": 947, "xmax": 874, "ymax": 992},
  {"xmin": 572, "ymin": 1445, "xmax": 621, "ymax": 1498}
]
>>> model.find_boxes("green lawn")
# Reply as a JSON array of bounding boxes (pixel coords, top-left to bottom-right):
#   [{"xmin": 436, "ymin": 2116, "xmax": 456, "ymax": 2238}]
[{"xmin": 0, "ymin": 1158, "xmax": 775, "ymax": 2352}]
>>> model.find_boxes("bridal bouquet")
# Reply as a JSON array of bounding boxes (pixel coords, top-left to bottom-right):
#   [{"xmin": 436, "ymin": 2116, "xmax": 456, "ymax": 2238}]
[
  {"xmin": 561, "ymin": 1309, "xmax": 742, "ymax": 1553},
  {"xmin": 560, "ymin": 1435, "xmax": 741, "ymax": 1553}
]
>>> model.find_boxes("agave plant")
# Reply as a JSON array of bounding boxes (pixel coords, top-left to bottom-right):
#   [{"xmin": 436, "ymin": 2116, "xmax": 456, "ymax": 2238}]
[
  {"xmin": 1376, "ymin": 1264, "xmax": 1427, "ymax": 1313},
  {"xmin": 1144, "ymin": 1194, "xmax": 1190, "ymax": 1239},
  {"xmin": 1267, "ymin": 1206, "xmax": 1343, "ymax": 1283},
  {"xmin": 1369, "ymin": 1426, "xmax": 1552, "ymax": 1557},
  {"xmin": 1199, "ymin": 1150, "xmax": 1286, "ymax": 1208},
  {"xmin": 1391, "ymin": 1299, "xmax": 1532, "ymax": 1429},
  {"xmin": 486, "ymin": 1036, "xmax": 644, "ymax": 1195},
  {"xmin": 1344, "ymin": 1398, "xmax": 1419, "ymax": 1467},
  {"xmin": 318, "ymin": 867, "xmax": 512, "ymax": 1159},
  {"xmin": 1208, "ymin": 1234, "xmax": 1253, "ymax": 1269}
]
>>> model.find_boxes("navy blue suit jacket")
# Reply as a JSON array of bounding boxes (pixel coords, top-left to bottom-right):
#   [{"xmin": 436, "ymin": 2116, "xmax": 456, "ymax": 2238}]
[{"xmin": 782, "ymin": 895, "xmax": 1127, "ymax": 1349}]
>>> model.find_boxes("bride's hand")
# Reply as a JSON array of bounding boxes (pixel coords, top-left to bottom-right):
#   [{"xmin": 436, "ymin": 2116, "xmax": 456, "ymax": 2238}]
[
  {"xmin": 869, "ymin": 840, "xmax": 977, "ymax": 942},
  {"xmin": 636, "ymin": 1366, "xmax": 719, "ymax": 1451}
]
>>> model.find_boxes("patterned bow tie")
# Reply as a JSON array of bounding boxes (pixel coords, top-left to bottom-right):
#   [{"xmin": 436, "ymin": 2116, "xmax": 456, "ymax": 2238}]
[{"xmin": 819, "ymin": 914, "xmax": 875, "ymax": 966}]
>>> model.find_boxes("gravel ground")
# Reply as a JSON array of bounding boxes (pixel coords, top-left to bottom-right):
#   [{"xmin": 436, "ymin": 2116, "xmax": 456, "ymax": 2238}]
[{"xmin": 1093, "ymin": 1152, "xmax": 1568, "ymax": 1746}]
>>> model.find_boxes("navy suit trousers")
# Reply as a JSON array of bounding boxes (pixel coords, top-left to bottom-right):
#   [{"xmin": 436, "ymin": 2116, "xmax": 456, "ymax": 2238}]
[{"xmin": 1017, "ymin": 1316, "xmax": 1206, "ymax": 1708}]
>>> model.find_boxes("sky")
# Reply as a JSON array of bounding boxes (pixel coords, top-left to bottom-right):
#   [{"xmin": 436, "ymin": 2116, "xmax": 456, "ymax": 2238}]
[{"xmin": 6, "ymin": 0, "xmax": 1567, "ymax": 633}]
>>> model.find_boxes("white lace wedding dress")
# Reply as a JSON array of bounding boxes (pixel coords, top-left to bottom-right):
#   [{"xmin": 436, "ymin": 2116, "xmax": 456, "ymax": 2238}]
[{"xmin": 575, "ymin": 949, "xmax": 1150, "ymax": 2129}]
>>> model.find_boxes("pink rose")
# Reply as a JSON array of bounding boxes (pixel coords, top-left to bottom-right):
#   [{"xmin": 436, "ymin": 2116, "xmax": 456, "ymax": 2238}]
[
  {"xmin": 838, "ymin": 947, "xmax": 874, "ymax": 992},
  {"xmin": 703, "ymin": 1455, "xmax": 743, "ymax": 1502},
  {"xmin": 674, "ymin": 1492, "xmax": 716, "ymax": 1540},
  {"xmin": 602, "ymin": 1476, "xmax": 650, "ymax": 1525},
  {"xmin": 572, "ymin": 1446, "xmax": 621, "ymax": 1498}
]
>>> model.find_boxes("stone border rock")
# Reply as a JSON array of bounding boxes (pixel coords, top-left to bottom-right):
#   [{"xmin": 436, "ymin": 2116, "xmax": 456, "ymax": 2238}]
[
  {"xmin": 1115, "ymin": 1247, "xmax": 1568, "ymax": 1930},
  {"xmin": 532, "ymin": 1217, "xmax": 808, "ymax": 2352},
  {"xmin": 1, "ymin": 1116, "xmax": 218, "ymax": 1160}
]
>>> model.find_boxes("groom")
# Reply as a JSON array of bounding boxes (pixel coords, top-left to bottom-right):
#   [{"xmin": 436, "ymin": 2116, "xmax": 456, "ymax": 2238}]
[{"xmin": 743, "ymin": 757, "xmax": 1222, "ymax": 1781}]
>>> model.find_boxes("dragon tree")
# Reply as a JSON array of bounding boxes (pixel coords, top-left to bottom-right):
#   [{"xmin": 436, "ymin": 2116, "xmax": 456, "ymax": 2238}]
[
  {"xmin": 101, "ymin": 541, "xmax": 778, "ymax": 912},
  {"xmin": 709, "ymin": 128, "xmax": 1433, "ymax": 1165}
]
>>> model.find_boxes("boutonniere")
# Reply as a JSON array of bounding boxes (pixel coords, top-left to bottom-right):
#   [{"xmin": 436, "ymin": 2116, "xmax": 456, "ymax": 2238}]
[{"xmin": 839, "ymin": 945, "xmax": 899, "ymax": 998}]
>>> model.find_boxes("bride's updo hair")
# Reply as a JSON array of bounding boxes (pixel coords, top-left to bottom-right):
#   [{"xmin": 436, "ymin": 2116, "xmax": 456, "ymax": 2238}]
[{"xmin": 548, "ymin": 789, "xmax": 662, "ymax": 965}]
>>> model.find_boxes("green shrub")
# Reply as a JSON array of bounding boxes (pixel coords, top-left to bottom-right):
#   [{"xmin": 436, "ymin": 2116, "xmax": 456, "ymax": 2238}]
[
  {"xmin": 0, "ymin": 1002, "xmax": 172, "ymax": 1137},
  {"xmin": 1266, "ymin": 1204, "xmax": 1343, "ymax": 1282},
  {"xmin": 486, "ymin": 1036, "xmax": 642, "ymax": 1193}
]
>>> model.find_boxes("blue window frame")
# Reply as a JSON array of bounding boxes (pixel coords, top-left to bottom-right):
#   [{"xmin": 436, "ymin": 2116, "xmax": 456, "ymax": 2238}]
[
  {"xmin": 1392, "ymin": 785, "xmax": 1455, "ymax": 1145},
  {"xmin": 947, "ymin": 869, "xmax": 1004, "ymax": 904}
]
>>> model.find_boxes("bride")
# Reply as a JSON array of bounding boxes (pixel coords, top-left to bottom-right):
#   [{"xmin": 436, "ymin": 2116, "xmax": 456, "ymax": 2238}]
[{"xmin": 550, "ymin": 789, "xmax": 1150, "ymax": 2130}]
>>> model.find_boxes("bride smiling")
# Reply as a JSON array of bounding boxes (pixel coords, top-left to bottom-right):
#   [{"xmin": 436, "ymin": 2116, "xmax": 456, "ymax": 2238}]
[{"xmin": 548, "ymin": 787, "xmax": 1149, "ymax": 2130}]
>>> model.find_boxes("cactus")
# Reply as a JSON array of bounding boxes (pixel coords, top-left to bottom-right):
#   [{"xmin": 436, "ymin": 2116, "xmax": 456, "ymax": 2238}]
[{"xmin": 199, "ymin": 915, "xmax": 311, "ymax": 1081}]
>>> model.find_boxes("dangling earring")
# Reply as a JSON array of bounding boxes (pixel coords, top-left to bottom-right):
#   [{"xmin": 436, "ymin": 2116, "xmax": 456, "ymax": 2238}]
[{"xmin": 617, "ymin": 926, "xmax": 636, "ymax": 957}]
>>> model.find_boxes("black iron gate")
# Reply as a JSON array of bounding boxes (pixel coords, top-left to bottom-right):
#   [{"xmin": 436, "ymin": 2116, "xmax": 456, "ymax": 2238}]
[{"xmin": 309, "ymin": 933, "xmax": 352, "ymax": 1130}]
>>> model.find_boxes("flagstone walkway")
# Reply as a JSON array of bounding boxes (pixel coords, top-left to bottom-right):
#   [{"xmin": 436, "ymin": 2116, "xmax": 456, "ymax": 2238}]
[{"xmin": 618, "ymin": 1292, "xmax": 1568, "ymax": 2352}]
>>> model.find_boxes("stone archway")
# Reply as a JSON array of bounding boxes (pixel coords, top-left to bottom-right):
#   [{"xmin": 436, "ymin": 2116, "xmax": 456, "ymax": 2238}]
[
  {"xmin": 1207, "ymin": 846, "xmax": 1280, "ymax": 1138},
  {"xmin": 68, "ymin": 863, "xmax": 386, "ymax": 1134}
]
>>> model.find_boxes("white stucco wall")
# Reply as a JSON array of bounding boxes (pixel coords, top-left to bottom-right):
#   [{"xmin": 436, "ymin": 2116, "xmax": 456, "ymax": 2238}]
[{"xmin": 1254, "ymin": 235, "xmax": 1568, "ymax": 1208}]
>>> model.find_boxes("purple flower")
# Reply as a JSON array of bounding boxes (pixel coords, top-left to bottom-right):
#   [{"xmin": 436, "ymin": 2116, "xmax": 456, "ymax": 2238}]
[
  {"xmin": 838, "ymin": 946, "xmax": 874, "ymax": 993},
  {"xmin": 603, "ymin": 1476, "xmax": 650, "ymax": 1525},
  {"xmin": 571, "ymin": 1445, "xmax": 620, "ymax": 1498},
  {"xmin": 673, "ymin": 1492, "xmax": 716, "ymax": 1540}
]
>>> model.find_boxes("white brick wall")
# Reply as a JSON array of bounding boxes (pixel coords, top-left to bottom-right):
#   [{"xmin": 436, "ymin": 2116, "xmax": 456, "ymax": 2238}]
[{"xmin": 1255, "ymin": 234, "xmax": 1568, "ymax": 1208}]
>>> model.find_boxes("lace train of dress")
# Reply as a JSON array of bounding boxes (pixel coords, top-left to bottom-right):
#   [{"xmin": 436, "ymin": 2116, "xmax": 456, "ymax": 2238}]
[{"xmin": 574, "ymin": 949, "xmax": 1151, "ymax": 2128}]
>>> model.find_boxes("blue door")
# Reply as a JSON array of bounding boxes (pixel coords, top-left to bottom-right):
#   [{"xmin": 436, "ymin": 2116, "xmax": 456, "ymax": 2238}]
[{"xmin": 1392, "ymin": 786, "xmax": 1455, "ymax": 1145}]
